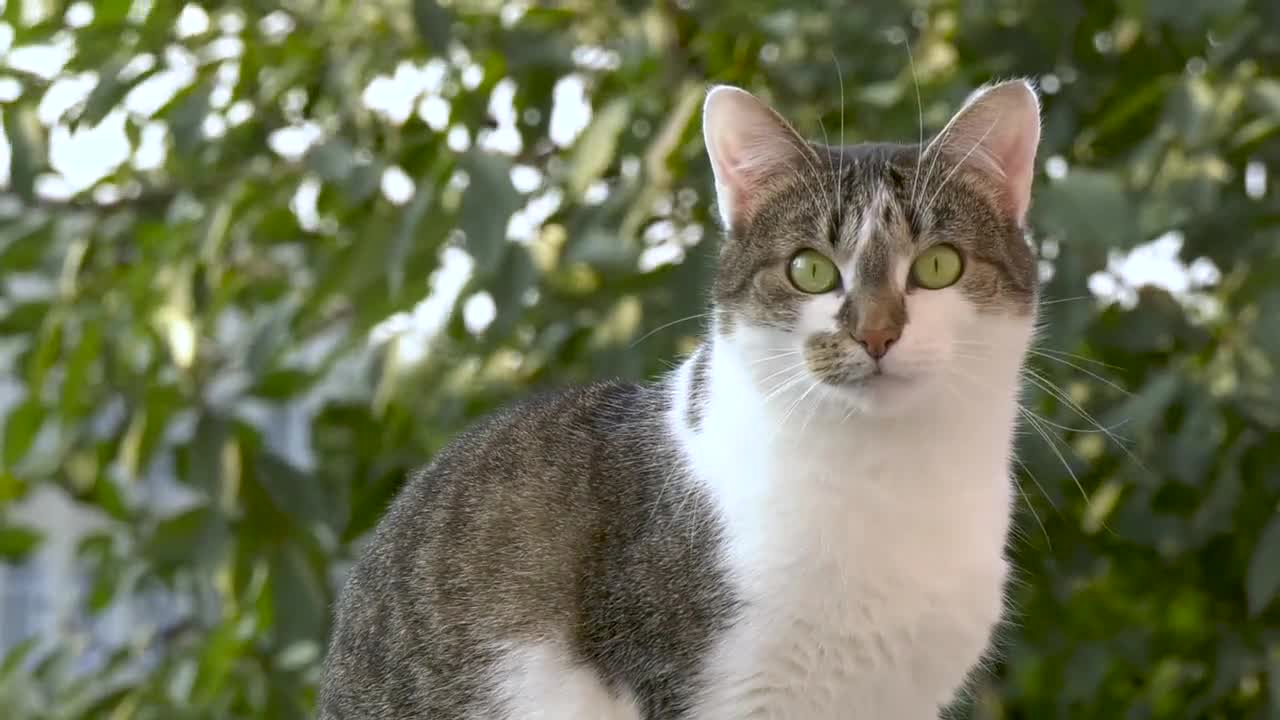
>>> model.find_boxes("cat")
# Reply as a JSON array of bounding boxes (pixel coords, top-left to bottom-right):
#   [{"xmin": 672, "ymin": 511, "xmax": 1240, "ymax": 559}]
[{"xmin": 319, "ymin": 78, "xmax": 1042, "ymax": 719}]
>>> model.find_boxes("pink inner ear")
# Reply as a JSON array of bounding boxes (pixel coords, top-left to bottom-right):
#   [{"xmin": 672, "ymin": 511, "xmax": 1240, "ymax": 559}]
[
  {"xmin": 929, "ymin": 81, "xmax": 1041, "ymax": 223},
  {"xmin": 703, "ymin": 86, "xmax": 810, "ymax": 227}
]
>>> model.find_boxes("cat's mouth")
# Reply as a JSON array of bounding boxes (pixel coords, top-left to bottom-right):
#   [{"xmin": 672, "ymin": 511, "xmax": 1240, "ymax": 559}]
[
  {"xmin": 817, "ymin": 367, "xmax": 934, "ymax": 416},
  {"xmin": 840, "ymin": 370, "xmax": 909, "ymax": 387},
  {"xmin": 815, "ymin": 365, "xmax": 915, "ymax": 393},
  {"xmin": 814, "ymin": 356, "xmax": 916, "ymax": 384}
]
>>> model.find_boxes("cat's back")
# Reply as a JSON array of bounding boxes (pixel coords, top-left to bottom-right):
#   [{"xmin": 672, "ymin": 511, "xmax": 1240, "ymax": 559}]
[{"xmin": 319, "ymin": 380, "xmax": 737, "ymax": 719}]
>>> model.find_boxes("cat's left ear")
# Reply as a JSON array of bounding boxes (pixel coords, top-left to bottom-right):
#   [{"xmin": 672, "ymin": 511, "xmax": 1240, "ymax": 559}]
[
  {"xmin": 703, "ymin": 85, "xmax": 814, "ymax": 229},
  {"xmin": 927, "ymin": 79, "xmax": 1041, "ymax": 224}
]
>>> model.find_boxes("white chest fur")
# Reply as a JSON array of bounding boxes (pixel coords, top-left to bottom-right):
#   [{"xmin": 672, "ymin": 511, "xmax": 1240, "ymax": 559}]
[{"xmin": 671, "ymin": 336, "xmax": 1020, "ymax": 720}]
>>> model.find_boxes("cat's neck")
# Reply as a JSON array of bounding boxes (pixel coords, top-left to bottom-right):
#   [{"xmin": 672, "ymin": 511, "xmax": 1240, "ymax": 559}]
[
  {"xmin": 667, "ymin": 329, "xmax": 1024, "ymax": 502},
  {"xmin": 665, "ymin": 330, "xmax": 1022, "ymax": 568}
]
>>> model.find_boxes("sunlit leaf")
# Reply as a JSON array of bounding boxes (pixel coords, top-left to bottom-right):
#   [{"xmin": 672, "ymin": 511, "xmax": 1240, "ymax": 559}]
[{"xmin": 567, "ymin": 98, "xmax": 630, "ymax": 199}]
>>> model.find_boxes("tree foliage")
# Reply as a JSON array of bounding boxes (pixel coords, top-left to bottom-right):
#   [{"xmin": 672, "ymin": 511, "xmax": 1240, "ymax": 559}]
[{"xmin": 0, "ymin": 0, "xmax": 1277, "ymax": 717}]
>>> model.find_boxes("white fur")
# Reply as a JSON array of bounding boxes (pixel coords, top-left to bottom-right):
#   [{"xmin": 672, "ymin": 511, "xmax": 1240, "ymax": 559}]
[
  {"xmin": 670, "ymin": 284, "xmax": 1033, "ymax": 718},
  {"xmin": 494, "ymin": 641, "xmax": 643, "ymax": 720}
]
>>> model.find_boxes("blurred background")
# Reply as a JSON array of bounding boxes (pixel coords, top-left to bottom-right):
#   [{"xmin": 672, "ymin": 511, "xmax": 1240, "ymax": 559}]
[{"xmin": 0, "ymin": 0, "xmax": 1277, "ymax": 717}]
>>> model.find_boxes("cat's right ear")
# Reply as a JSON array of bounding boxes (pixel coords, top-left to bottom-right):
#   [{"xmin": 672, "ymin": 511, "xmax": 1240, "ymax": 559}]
[{"xmin": 703, "ymin": 85, "xmax": 812, "ymax": 229}]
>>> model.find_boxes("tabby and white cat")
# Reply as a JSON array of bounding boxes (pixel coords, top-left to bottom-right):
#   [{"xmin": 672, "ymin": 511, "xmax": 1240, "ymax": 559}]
[{"xmin": 320, "ymin": 79, "xmax": 1042, "ymax": 719}]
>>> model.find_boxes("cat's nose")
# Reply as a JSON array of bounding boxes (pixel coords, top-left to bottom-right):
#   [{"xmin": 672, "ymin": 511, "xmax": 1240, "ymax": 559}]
[{"xmin": 852, "ymin": 327, "xmax": 901, "ymax": 360}]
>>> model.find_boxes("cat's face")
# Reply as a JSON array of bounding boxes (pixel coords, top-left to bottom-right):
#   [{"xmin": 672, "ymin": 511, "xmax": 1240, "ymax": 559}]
[{"xmin": 703, "ymin": 83, "xmax": 1041, "ymax": 416}]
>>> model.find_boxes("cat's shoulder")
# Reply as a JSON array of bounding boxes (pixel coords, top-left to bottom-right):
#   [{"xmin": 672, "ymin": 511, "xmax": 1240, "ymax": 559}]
[
  {"xmin": 389, "ymin": 379, "xmax": 668, "ymax": 503},
  {"xmin": 438, "ymin": 378, "xmax": 666, "ymax": 451}
]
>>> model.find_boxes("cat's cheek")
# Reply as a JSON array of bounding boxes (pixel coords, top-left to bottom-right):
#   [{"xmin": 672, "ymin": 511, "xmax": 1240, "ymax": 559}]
[
  {"xmin": 796, "ymin": 293, "xmax": 844, "ymax": 337},
  {"xmin": 885, "ymin": 288, "xmax": 966, "ymax": 375}
]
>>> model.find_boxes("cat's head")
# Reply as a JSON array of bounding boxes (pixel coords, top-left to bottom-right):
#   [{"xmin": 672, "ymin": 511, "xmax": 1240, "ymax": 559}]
[{"xmin": 702, "ymin": 81, "xmax": 1041, "ymax": 417}]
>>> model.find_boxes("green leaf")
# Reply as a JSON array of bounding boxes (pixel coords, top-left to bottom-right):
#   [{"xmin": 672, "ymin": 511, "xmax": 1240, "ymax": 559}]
[
  {"xmin": 167, "ymin": 80, "xmax": 213, "ymax": 154},
  {"xmin": 1, "ymin": 1, "xmax": 21, "ymax": 26},
  {"xmin": 306, "ymin": 138, "xmax": 382, "ymax": 203},
  {"xmin": 1100, "ymin": 370, "xmax": 1181, "ymax": 437},
  {"xmin": 25, "ymin": 310, "xmax": 63, "ymax": 392},
  {"xmin": 60, "ymin": 321, "xmax": 102, "ymax": 421},
  {"xmin": 412, "ymin": 0, "xmax": 453, "ymax": 52},
  {"xmin": 186, "ymin": 415, "xmax": 226, "ymax": 500},
  {"xmin": 245, "ymin": 306, "xmax": 294, "ymax": 378},
  {"xmin": 80, "ymin": 61, "xmax": 156, "ymax": 127},
  {"xmin": 94, "ymin": 0, "xmax": 132, "ymax": 23},
  {"xmin": 567, "ymin": 98, "xmax": 630, "ymax": 199},
  {"xmin": 1247, "ymin": 512, "xmax": 1280, "ymax": 617},
  {"xmin": 0, "ymin": 472, "xmax": 24, "ymax": 504},
  {"xmin": 472, "ymin": 245, "xmax": 536, "ymax": 344},
  {"xmin": 3, "ymin": 107, "xmax": 44, "ymax": 200},
  {"xmin": 270, "ymin": 544, "xmax": 327, "ymax": 647},
  {"xmin": 388, "ymin": 162, "xmax": 447, "ymax": 297},
  {"xmin": 191, "ymin": 619, "xmax": 246, "ymax": 705},
  {"xmin": 255, "ymin": 369, "xmax": 318, "ymax": 400},
  {"xmin": 458, "ymin": 151, "xmax": 521, "ymax": 276},
  {"xmin": 87, "ymin": 566, "xmax": 120, "ymax": 612},
  {"xmin": 2, "ymin": 399, "xmax": 43, "ymax": 470},
  {"xmin": 0, "ymin": 637, "xmax": 38, "ymax": 679},
  {"xmin": 145, "ymin": 507, "xmax": 226, "ymax": 576},
  {"xmin": 1270, "ymin": 645, "xmax": 1280, "ymax": 712},
  {"xmin": 306, "ymin": 138, "xmax": 357, "ymax": 183},
  {"xmin": 252, "ymin": 452, "xmax": 334, "ymax": 532},
  {"xmin": 0, "ymin": 525, "xmax": 42, "ymax": 562},
  {"xmin": 561, "ymin": 225, "xmax": 636, "ymax": 271},
  {"xmin": 1032, "ymin": 170, "xmax": 1140, "ymax": 253}
]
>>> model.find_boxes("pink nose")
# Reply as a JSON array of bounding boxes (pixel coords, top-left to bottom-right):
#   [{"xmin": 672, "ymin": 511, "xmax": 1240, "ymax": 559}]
[{"xmin": 853, "ymin": 327, "xmax": 901, "ymax": 360}]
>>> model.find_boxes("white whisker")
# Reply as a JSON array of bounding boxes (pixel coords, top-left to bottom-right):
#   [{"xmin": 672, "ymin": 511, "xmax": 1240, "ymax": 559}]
[
  {"xmin": 833, "ymin": 50, "xmax": 847, "ymax": 224},
  {"xmin": 630, "ymin": 312, "xmax": 714, "ymax": 348},
  {"xmin": 1022, "ymin": 369, "xmax": 1151, "ymax": 478},
  {"xmin": 780, "ymin": 379, "xmax": 822, "ymax": 427},
  {"xmin": 1038, "ymin": 295, "xmax": 1094, "ymax": 306},
  {"xmin": 1018, "ymin": 406, "xmax": 1091, "ymax": 507},
  {"xmin": 1034, "ymin": 346, "xmax": 1123, "ymax": 371},
  {"xmin": 904, "ymin": 37, "xmax": 925, "ymax": 210},
  {"xmin": 747, "ymin": 350, "xmax": 803, "ymax": 367},
  {"xmin": 762, "ymin": 368, "xmax": 812, "ymax": 405},
  {"xmin": 1027, "ymin": 350, "xmax": 1130, "ymax": 396},
  {"xmin": 759, "ymin": 360, "xmax": 812, "ymax": 386}
]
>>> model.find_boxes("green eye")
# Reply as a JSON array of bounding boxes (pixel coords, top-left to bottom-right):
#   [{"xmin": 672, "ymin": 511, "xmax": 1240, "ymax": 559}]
[
  {"xmin": 788, "ymin": 250, "xmax": 840, "ymax": 294},
  {"xmin": 911, "ymin": 244, "xmax": 964, "ymax": 290}
]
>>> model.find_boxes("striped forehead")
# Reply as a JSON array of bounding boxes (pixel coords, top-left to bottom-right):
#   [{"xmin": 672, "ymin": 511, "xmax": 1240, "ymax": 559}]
[{"xmin": 839, "ymin": 180, "xmax": 910, "ymax": 291}]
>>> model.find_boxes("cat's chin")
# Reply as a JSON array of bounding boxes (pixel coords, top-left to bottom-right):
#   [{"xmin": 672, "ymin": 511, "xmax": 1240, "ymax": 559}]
[{"xmin": 822, "ymin": 372, "xmax": 937, "ymax": 417}]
